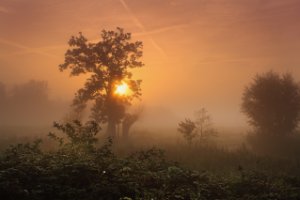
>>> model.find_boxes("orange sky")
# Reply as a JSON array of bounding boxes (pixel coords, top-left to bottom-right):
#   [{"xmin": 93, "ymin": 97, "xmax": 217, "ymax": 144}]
[{"xmin": 1, "ymin": 0, "xmax": 300, "ymax": 126}]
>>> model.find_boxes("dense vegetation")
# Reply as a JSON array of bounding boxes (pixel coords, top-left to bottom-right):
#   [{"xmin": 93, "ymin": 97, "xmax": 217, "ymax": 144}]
[{"xmin": 1, "ymin": 121, "xmax": 300, "ymax": 200}]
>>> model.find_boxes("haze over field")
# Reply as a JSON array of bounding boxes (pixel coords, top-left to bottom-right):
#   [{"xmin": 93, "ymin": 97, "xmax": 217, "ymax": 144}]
[
  {"xmin": 1, "ymin": 0, "xmax": 300, "ymax": 126},
  {"xmin": 3, "ymin": 2, "xmax": 300, "ymax": 199}
]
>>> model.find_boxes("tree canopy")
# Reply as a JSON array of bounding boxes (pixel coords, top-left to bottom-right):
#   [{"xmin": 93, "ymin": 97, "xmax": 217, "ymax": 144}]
[
  {"xmin": 242, "ymin": 71, "xmax": 300, "ymax": 135},
  {"xmin": 178, "ymin": 118, "xmax": 197, "ymax": 145},
  {"xmin": 59, "ymin": 27, "xmax": 144, "ymax": 137},
  {"xmin": 178, "ymin": 108, "xmax": 217, "ymax": 145}
]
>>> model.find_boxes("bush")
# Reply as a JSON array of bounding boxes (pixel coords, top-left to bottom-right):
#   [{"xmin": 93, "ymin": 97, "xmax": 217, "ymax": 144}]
[{"xmin": 0, "ymin": 121, "xmax": 300, "ymax": 199}]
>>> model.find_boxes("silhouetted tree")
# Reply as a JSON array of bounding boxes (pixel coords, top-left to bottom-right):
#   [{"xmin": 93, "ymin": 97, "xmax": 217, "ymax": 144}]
[
  {"xmin": 194, "ymin": 108, "xmax": 218, "ymax": 142},
  {"xmin": 179, "ymin": 109, "xmax": 217, "ymax": 145},
  {"xmin": 242, "ymin": 71, "xmax": 300, "ymax": 135},
  {"xmin": 59, "ymin": 28, "xmax": 143, "ymax": 138},
  {"xmin": 178, "ymin": 119, "xmax": 197, "ymax": 145}
]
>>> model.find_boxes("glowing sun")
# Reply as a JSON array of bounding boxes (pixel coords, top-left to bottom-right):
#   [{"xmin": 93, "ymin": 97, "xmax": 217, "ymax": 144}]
[{"xmin": 114, "ymin": 81, "xmax": 129, "ymax": 96}]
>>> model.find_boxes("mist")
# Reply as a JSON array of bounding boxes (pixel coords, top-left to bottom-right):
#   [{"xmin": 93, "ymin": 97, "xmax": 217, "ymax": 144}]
[
  {"xmin": 0, "ymin": 80, "xmax": 69, "ymax": 126},
  {"xmin": 1, "ymin": 1, "xmax": 300, "ymax": 199},
  {"xmin": 1, "ymin": 0, "xmax": 300, "ymax": 128}
]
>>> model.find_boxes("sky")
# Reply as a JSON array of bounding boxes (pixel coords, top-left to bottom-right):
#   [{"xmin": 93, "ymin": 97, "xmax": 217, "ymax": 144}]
[{"xmin": 1, "ymin": 0, "xmax": 300, "ymax": 126}]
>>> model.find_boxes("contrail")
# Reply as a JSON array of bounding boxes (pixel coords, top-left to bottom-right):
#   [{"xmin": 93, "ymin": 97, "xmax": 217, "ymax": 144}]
[
  {"xmin": 132, "ymin": 24, "xmax": 188, "ymax": 37},
  {"xmin": 118, "ymin": 0, "xmax": 167, "ymax": 57},
  {"xmin": 0, "ymin": 39, "xmax": 59, "ymax": 58},
  {"xmin": 119, "ymin": 0, "xmax": 144, "ymax": 29}
]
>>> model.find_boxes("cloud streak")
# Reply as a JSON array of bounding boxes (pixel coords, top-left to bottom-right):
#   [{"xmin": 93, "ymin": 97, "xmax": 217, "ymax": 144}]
[
  {"xmin": 118, "ymin": 0, "xmax": 167, "ymax": 57},
  {"xmin": 0, "ymin": 38, "xmax": 59, "ymax": 58},
  {"xmin": 132, "ymin": 23, "xmax": 188, "ymax": 37}
]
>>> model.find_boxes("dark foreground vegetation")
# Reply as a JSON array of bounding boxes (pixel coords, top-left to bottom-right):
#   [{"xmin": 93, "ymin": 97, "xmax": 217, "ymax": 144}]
[{"xmin": 1, "ymin": 121, "xmax": 300, "ymax": 200}]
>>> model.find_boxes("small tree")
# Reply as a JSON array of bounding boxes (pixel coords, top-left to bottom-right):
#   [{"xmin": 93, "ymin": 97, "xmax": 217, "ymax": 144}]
[
  {"xmin": 59, "ymin": 28, "xmax": 144, "ymax": 138},
  {"xmin": 178, "ymin": 119, "xmax": 197, "ymax": 145},
  {"xmin": 178, "ymin": 108, "xmax": 217, "ymax": 145},
  {"xmin": 194, "ymin": 108, "xmax": 217, "ymax": 142},
  {"xmin": 48, "ymin": 120, "xmax": 100, "ymax": 152},
  {"xmin": 242, "ymin": 71, "xmax": 300, "ymax": 135}
]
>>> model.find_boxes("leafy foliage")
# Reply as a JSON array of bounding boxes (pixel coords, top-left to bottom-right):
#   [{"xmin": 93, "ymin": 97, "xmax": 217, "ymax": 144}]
[
  {"xmin": 194, "ymin": 108, "xmax": 218, "ymax": 141},
  {"xmin": 48, "ymin": 120, "xmax": 100, "ymax": 151},
  {"xmin": 178, "ymin": 119, "xmax": 197, "ymax": 145},
  {"xmin": 242, "ymin": 71, "xmax": 300, "ymax": 135},
  {"xmin": 178, "ymin": 108, "xmax": 217, "ymax": 145},
  {"xmin": 1, "ymin": 121, "xmax": 300, "ymax": 199}
]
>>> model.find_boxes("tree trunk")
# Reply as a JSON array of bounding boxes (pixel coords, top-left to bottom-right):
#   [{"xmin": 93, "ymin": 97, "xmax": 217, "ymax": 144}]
[
  {"xmin": 122, "ymin": 122, "xmax": 130, "ymax": 138},
  {"xmin": 106, "ymin": 92, "xmax": 119, "ymax": 139},
  {"xmin": 122, "ymin": 114, "xmax": 138, "ymax": 138},
  {"xmin": 107, "ymin": 120, "xmax": 117, "ymax": 138}
]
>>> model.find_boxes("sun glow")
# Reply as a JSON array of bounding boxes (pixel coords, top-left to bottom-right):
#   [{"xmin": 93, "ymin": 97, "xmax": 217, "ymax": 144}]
[{"xmin": 114, "ymin": 81, "xmax": 129, "ymax": 96}]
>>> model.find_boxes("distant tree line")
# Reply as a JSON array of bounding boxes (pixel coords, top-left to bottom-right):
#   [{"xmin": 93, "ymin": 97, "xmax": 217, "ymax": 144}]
[{"xmin": 0, "ymin": 80, "xmax": 67, "ymax": 126}]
